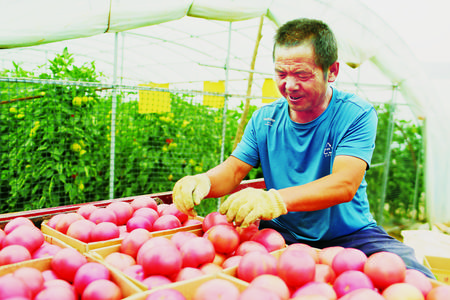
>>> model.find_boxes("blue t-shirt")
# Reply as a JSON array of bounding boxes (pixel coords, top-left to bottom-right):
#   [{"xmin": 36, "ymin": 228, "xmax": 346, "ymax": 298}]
[{"xmin": 231, "ymin": 87, "xmax": 378, "ymax": 242}]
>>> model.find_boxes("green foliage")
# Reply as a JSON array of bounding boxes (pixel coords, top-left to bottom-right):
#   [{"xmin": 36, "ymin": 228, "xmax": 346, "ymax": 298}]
[
  {"xmin": 0, "ymin": 48, "xmax": 258, "ymax": 216},
  {"xmin": 0, "ymin": 48, "xmax": 109, "ymax": 212},
  {"xmin": 366, "ymin": 104, "xmax": 425, "ymax": 224}
]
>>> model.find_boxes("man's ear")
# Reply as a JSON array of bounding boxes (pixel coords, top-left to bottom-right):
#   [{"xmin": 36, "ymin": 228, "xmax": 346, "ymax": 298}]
[{"xmin": 327, "ymin": 61, "xmax": 339, "ymax": 83}]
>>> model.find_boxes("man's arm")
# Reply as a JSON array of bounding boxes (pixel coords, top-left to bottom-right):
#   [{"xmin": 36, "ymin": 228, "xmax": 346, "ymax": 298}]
[
  {"xmin": 205, "ymin": 156, "xmax": 254, "ymax": 198},
  {"xmin": 279, "ymin": 155, "xmax": 367, "ymax": 211}
]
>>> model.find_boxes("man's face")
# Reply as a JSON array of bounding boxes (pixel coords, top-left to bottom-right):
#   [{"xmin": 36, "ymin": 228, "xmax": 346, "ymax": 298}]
[{"xmin": 274, "ymin": 44, "xmax": 335, "ymax": 122}]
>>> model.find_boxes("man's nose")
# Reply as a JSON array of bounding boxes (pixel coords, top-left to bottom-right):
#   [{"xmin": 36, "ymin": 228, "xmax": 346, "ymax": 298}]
[{"xmin": 285, "ymin": 77, "xmax": 299, "ymax": 91}]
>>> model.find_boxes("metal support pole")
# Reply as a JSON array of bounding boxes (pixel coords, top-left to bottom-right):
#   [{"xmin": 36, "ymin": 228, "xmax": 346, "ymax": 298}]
[
  {"xmin": 412, "ymin": 133, "xmax": 422, "ymax": 220},
  {"xmin": 109, "ymin": 32, "xmax": 119, "ymax": 199},
  {"xmin": 217, "ymin": 22, "xmax": 233, "ymax": 211},
  {"xmin": 378, "ymin": 85, "xmax": 398, "ymax": 224},
  {"xmin": 220, "ymin": 22, "xmax": 232, "ymax": 164}
]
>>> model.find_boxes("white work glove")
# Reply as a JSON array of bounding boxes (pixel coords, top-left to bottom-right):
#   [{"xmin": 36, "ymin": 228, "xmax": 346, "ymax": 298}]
[
  {"xmin": 219, "ymin": 187, "xmax": 287, "ymax": 228},
  {"xmin": 172, "ymin": 174, "xmax": 211, "ymax": 216}
]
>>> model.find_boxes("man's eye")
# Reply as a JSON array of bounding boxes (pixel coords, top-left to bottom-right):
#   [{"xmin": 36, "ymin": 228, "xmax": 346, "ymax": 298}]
[{"xmin": 297, "ymin": 73, "xmax": 313, "ymax": 80}]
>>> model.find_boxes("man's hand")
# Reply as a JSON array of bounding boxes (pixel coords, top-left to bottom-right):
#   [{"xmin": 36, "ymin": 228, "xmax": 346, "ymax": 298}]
[
  {"xmin": 219, "ymin": 188, "xmax": 287, "ymax": 228},
  {"xmin": 172, "ymin": 174, "xmax": 211, "ymax": 216}
]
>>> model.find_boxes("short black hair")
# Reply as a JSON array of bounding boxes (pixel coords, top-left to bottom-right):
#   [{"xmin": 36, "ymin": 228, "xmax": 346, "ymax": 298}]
[{"xmin": 273, "ymin": 18, "xmax": 338, "ymax": 72}]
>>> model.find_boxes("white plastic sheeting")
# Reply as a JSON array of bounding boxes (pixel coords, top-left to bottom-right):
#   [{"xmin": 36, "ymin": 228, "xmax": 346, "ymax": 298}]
[{"xmin": 0, "ymin": 0, "xmax": 448, "ymax": 223}]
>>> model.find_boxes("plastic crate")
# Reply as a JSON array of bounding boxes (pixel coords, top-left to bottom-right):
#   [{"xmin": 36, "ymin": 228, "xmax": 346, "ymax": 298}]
[{"xmin": 424, "ymin": 255, "xmax": 450, "ymax": 285}]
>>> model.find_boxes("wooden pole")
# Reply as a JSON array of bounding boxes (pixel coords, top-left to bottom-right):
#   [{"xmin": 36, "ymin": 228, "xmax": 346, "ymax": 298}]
[{"xmin": 232, "ymin": 15, "xmax": 265, "ymax": 151}]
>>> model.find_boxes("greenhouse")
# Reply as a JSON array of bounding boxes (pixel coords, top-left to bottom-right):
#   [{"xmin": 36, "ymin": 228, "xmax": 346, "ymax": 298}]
[{"xmin": 1, "ymin": 0, "xmax": 450, "ymax": 278}]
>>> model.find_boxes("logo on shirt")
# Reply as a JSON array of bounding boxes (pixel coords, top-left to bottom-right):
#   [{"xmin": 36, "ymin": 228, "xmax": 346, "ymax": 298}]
[
  {"xmin": 264, "ymin": 118, "xmax": 275, "ymax": 126},
  {"xmin": 324, "ymin": 142, "xmax": 332, "ymax": 157}
]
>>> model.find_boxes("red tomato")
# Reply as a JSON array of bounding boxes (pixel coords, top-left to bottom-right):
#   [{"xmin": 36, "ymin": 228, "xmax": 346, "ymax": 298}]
[
  {"xmin": 145, "ymin": 288, "xmax": 186, "ymax": 300},
  {"xmin": 133, "ymin": 207, "xmax": 159, "ymax": 224},
  {"xmin": 0, "ymin": 273, "xmax": 32, "ymax": 299},
  {"xmin": 426, "ymin": 285, "xmax": 450, "ymax": 300},
  {"xmin": 183, "ymin": 219, "xmax": 202, "ymax": 227},
  {"xmin": 136, "ymin": 237, "xmax": 175, "ymax": 265},
  {"xmin": 286, "ymin": 243, "xmax": 319, "ymax": 263},
  {"xmin": 35, "ymin": 285, "xmax": 77, "ymax": 300},
  {"xmin": 66, "ymin": 219, "xmax": 96, "ymax": 243},
  {"xmin": 55, "ymin": 212, "xmax": 84, "ymax": 234},
  {"xmin": 41, "ymin": 270, "xmax": 60, "ymax": 282},
  {"xmin": 404, "ymin": 269, "xmax": 433, "ymax": 297},
  {"xmin": 175, "ymin": 267, "xmax": 205, "ymax": 282},
  {"xmin": 235, "ymin": 240, "xmax": 269, "ymax": 256},
  {"xmin": 88, "ymin": 208, "xmax": 118, "ymax": 225},
  {"xmin": 73, "ymin": 262, "xmax": 111, "ymax": 295},
  {"xmin": 204, "ymin": 224, "xmax": 240, "ymax": 254},
  {"xmin": 237, "ymin": 251, "xmax": 278, "ymax": 282},
  {"xmin": 238, "ymin": 286, "xmax": 281, "ymax": 300},
  {"xmin": 13, "ymin": 266, "xmax": 44, "ymax": 297},
  {"xmin": 250, "ymin": 228, "xmax": 286, "ymax": 253},
  {"xmin": 199, "ymin": 262, "xmax": 223, "ymax": 274},
  {"xmin": 0, "ymin": 244, "xmax": 32, "ymax": 265},
  {"xmin": 77, "ymin": 204, "xmax": 98, "ymax": 219},
  {"xmin": 106, "ymin": 202, "xmax": 134, "ymax": 225},
  {"xmin": 333, "ymin": 270, "xmax": 374, "ymax": 298},
  {"xmin": 32, "ymin": 243, "xmax": 62, "ymax": 259},
  {"xmin": 277, "ymin": 248, "xmax": 316, "ymax": 288},
  {"xmin": 318, "ymin": 246, "xmax": 344, "ymax": 266},
  {"xmin": 160, "ymin": 204, "xmax": 189, "ymax": 224},
  {"xmin": 292, "ymin": 281, "xmax": 337, "ymax": 299},
  {"xmin": 126, "ymin": 216, "xmax": 153, "ymax": 232},
  {"xmin": 140, "ymin": 245, "xmax": 182, "ymax": 277},
  {"xmin": 3, "ymin": 224, "xmax": 45, "ymax": 253},
  {"xmin": 46, "ymin": 214, "xmax": 63, "ymax": 229},
  {"xmin": 42, "ymin": 278, "xmax": 75, "ymax": 291},
  {"xmin": 381, "ymin": 282, "xmax": 424, "ymax": 300},
  {"xmin": 337, "ymin": 288, "xmax": 384, "ymax": 300},
  {"xmin": 331, "ymin": 247, "xmax": 367, "ymax": 275},
  {"xmin": 249, "ymin": 274, "xmax": 290, "ymax": 300},
  {"xmin": 179, "ymin": 237, "xmax": 215, "ymax": 268},
  {"xmin": 157, "ymin": 203, "xmax": 170, "ymax": 215},
  {"xmin": 212, "ymin": 252, "xmax": 227, "ymax": 266},
  {"xmin": 0, "ymin": 228, "xmax": 5, "ymax": 247},
  {"xmin": 236, "ymin": 223, "xmax": 259, "ymax": 242},
  {"xmin": 82, "ymin": 279, "xmax": 122, "ymax": 300},
  {"xmin": 193, "ymin": 278, "xmax": 240, "ymax": 300},
  {"xmin": 222, "ymin": 255, "xmax": 242, "ymax": 269},
  {"xmin": 152, "ymin": 215, "xmax": 182, "ymax": 231},
  {"xmin": 3, "ymin": 217, "xmax": 35, "ymax": 234},
  {"xmin": 90, "ymin": 222, "xmax": 120, "ymax": 242},
  {"xmin": 201, "ymin": 212, "xmax": 232, "ymax": 232},
  {"xmin": 120, "ymin": 228, "xmax": 152, "ymax": 259},
  {"xmin": 130, "ymin": 196, "xmax": 158, "ymax": 212},
  {"xmin": 51, "ymin": 247, "xmax": 87, "ymax": 283},
  {"xmin": 314, "ymin": 263, "xmax": 336, "ymax": 284},
  {"xmin": 170, "ymin": 231, "xmax": 198, "ymax": 250},
  {"xmin": 104, "ymin": 252, "xmax": 136, "ymax": 271},
  {"xmin": 363, "ymin": 251, "xmax": 406, "ymax": 291},
  {"xmin": 142, "ymin": 275, "xmax": 172, "ymax": 289}
]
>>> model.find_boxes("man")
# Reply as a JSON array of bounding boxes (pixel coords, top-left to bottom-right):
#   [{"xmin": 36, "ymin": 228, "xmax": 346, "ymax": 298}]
[{"xmin": 173, "ymin": 18, "xmax": 434, "ymax": 278}]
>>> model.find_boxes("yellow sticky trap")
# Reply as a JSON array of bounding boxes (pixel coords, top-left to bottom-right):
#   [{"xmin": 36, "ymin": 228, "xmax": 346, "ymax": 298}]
[
  {"xmin": 262, "ymin": 78, "xmax": 281, "ymax": 103},
  {"xmin": 203, "ymin": 80, "xmax": 225, "ymax": 108},
  {"xmin": 138, "ymin": 83, "xmax": 171, "ymax": 113}
]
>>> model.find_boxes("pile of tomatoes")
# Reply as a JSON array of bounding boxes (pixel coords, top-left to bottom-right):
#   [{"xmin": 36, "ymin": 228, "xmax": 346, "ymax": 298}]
[{"xmin": 0, "ymin": 199, "xmax": 449, "ymax": 300}]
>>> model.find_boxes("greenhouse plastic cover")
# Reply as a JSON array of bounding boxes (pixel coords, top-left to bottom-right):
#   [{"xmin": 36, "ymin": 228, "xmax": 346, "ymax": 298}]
[{"xmin": 0, "ymin": 0, "xmax": 449, "ymax": 223}]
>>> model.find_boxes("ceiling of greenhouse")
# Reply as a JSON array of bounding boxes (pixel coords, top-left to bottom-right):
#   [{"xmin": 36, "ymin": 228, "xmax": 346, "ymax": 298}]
[
  {"xmin": 1, "ymin": 0, "xmax": 450, "ymax": 223},
  {"xmin": 1, "ymin": 1, "xmax": 448, "ymax": 104}
]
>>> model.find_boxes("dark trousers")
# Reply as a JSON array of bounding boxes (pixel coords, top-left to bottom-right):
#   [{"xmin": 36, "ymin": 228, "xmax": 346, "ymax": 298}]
[{"xmin": 260, "ymin": 223, "xmax": 436, "ymax": 279}]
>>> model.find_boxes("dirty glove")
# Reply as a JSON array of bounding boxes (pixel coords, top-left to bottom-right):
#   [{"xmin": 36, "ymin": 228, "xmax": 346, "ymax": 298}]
[
  {"xmin": 219, "ymin": 187, "xmax": 287, "ymax": 228},
  {"xmin": 172, "ymin": 174, "xmax": 211, "ymax": 216}
]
